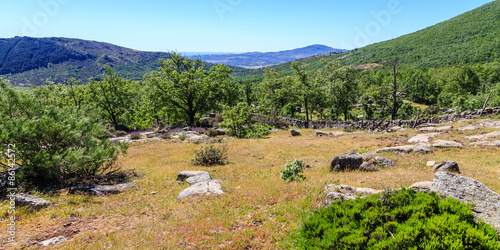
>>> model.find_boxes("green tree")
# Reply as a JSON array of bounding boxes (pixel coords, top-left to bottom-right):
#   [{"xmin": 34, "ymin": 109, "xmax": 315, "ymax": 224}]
[
  {"xmin": 291, "ymin": 62, "xmax": 315, "ymax": 122},
  {"xmin": 145, "ymin": 52, "xmax": 236, "ymax": 126},
  {"xmin": 87, "ymin": 65, "xmax": 135, "ymax": 130},
  {"xmin": 258, "ymin": 69, "xmax": 296, "ymax": 117}
]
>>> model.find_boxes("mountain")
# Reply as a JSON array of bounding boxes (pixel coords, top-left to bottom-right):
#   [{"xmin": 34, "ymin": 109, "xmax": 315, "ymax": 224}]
[
  {"xmin": 187, "ymin": 45, "xmax": 347, "ymax": 68},
  {"xmin": 234, "ymin": 1, "xmax": 500, "ymax": 81},
  {"xmin": 0, "ymin": 37, "xmax": 246, "ymax": 86}
]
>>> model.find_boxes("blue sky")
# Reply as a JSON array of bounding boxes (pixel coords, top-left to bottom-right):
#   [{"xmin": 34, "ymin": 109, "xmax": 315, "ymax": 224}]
[{"xmin": 0, "ymin": 0, "xmax": 494, "ymax": 52}]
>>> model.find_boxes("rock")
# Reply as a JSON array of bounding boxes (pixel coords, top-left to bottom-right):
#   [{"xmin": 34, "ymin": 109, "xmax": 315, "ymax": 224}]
[
  {"xmin": 15, "ymin": 194, "xmax": 51, "ymax": 208},
  {"xmin": 323, "ymin": 184, "xmax": 382, "ymax": 207},
  {"xmin": 377, "ymin": 144, "xmax": 433, "ymax": 154},
  {"xmin": 458, "ymin": 126, "xmax": 479, "ymax": 131},
  {"xmin": 426, "ymin": 161, "xmax": 436, "ymax": 167},
  {"xmin": 185, "ymin": 134, "xmax": 209, "ymax": 142},
  {"xmin": 39, "ymin": 236, "xmax": 67, "ymax": 246},
  {"xmin": 373, "ymin": 156, "xmax": 396, "ymax": 168},
  {"xmin": 416, "ymin": 123, "xmax": 440, "ymax": 129},
  {"xmin": 330, "ymin": 151, "xmax": 363, "ymax": 172},
  {"xmin": 315, "ymin": 130, "xmax": 329, "ymax": 137},
  {"xmin": 410, "ymin": 181, "xmax": 434, "ymax": 193},
  {"xmin": 466, "ymin": 131, "xmax": 500, "ymax": 141},
  {"xmin": 361, "ymin": 152, "xmax": 377, "ymax": 161},
  {"xmin": 177, "ymin": 180, "xmax": 224, "ymax": 199},
  {"xmin": 435, "ymin": 126, "xmax": 453, "ymax": 131},
  {"xmin": 290, "ymin": 129, "xmax": 302, "ymax": 137},
  {"xmin": 470, "ymin": 140, "xmax": 500, "ymax": 147},
  {"xmin": 69, "ymin": 183, "xmax": 138, "ymax": 196},
  {"xmin": 389, "ymin": 126, "xmax": 407, "ymax": 132},
  {"xmin": 431, "ymin": 172, "xmax": 500, "ymax": 233},
  {"xmin": 177, "ymin": 171, "xmax": 212, "ymax": 185},
  {"xmin": 431, "ymin": 140, "xmax": 463, "ymax": 148},
  {"xmin": 433, "ymin": 160, "xmax": 460, "ymax": 173},
  {"xmin": 330, "ymin": 131, "xmax": 344, "ymax": 137},
  {"xmin": 408, "ymin": 133, "xmax": 440, "ymax": 143},
  {"xmin": 359, "ymin": 162, "xmax": 379, "ymax": 172},
  {"xmin": 480, "ymin": 119, "xmax": 500, "ymax": 128},
  {"xmin": 418, "ymin": 127, "xmax": 437, "ymax": 132},
  {"xmin": 215, "ymin": 128, "xmax": 226, "ymax": 136}
]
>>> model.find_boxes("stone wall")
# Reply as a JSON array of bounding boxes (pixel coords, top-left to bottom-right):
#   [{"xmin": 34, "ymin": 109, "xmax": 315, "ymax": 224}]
[{"xmin": 279, "ymin": 107, "xmax": 500, "ymax": 131}]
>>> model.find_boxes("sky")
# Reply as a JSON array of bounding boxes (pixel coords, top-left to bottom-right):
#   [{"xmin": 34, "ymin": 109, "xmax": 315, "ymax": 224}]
[{"xmin": 0, "ymin": 0, "xmax": 494, "ymax": 53}]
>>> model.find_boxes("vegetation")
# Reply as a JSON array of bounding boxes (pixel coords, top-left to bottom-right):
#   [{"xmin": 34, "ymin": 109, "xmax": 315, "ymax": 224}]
[
  {"xmin": 192, "ymin": 144, "xmax": 228, "ymax": 166},
  {"xmin": 280, "ymin": 159, "xmax": 306, "ymax": 182},
  {"xmin": 220, "ymin": 103, "xmax": 271, "ymax": 138},
  {"xmin": 298, "ymin": 188, "xmax": 500, "ymax": 249}
]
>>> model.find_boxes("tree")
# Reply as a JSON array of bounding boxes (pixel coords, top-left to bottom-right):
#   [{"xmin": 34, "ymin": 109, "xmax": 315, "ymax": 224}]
[
  {"xmin": 87, "ymin": 65, "xmax": 135, "ymax": 130},
  {"xmin": 291, "ymin": 62, "xmax": 315, "ymax": 122},
  {"xmin": 145, "ymin": 52, "xmax": 236, "ymax": 126},
  {"xmin": 0, "ymin": 81, "xmax": 128, "ymax": 190},
  {"xmin": 258, "ymin": 69, "xmax": 296, "ymax": 117},
  {"xmin": 386, "ymin": 60, "xmax": 407, "ymax": 120}
]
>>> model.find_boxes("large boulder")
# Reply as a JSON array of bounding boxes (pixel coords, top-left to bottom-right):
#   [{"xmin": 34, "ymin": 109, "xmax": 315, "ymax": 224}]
[
  {"xmin": 433, "ymin": 161, "xmax": 460, "ymax": 173},
  {"xmin": 431, "ymin": 172, "xmax": 500, "ymax": 233},
  {"xmin": 177, "ymin": 180, "xmax": 224, "ymax": 199},
  {"xmin": 330, "ymin": 151, "xmax": 363, "ymax": 172},
  {"xmin": 359, "ymin": 162, "xmax": 379, "ymax": 172}
]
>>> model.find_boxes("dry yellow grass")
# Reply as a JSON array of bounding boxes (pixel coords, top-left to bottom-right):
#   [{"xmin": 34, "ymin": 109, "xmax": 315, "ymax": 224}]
[{"xmin": 1, "ymin": 120, "xmax": 500, "ymax": 249}]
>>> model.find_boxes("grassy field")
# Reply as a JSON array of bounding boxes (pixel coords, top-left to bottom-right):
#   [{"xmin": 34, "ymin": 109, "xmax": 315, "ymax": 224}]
[{"xmin": 2, "ymin": 119, "xmax": 500, "ymax": 249}]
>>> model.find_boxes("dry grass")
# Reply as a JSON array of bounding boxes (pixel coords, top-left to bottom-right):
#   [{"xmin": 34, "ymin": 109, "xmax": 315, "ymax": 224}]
[{"xmin": 1, "ymin": 120, "xmax": 500, "ymax": 249}]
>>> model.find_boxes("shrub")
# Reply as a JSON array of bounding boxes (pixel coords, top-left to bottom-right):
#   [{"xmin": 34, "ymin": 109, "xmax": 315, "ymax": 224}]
[
  {"xmin": 253, "ymin": 113, "xmax": 289, "ymax": 129},
  {"xmin": 179, "ymin": 132, "xmax": 187, "ymax": 141},
  {"xmin": 280, "ymin": 160, "xmax": 306, "ymax": 182},
  {"xmin": 129, "ymin": 132, "xmax": 142, "ymax": 140},
  {"xmin": 0, "ymin": 82, "xmax": 129, "ymax": 190},
  {"xmin": 297, "ymin": 188, "xmax": 500, "ymax": 249},
  {"xmin": 192, "ymin": 144, "xmax": 228, "ymax": 166},
  {"xmin": 205, "ymin": 128, "xmax": 219, "ymax": 137}
]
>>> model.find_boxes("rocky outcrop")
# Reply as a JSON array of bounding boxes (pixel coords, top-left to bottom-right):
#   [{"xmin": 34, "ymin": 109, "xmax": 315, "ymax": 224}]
[
  {"xmin": 458, "ymin": 126, "xmax": 479, "ymax": 131},
  {"xmin": 177, "ymin": 180, "xmax": 224, "ymax": 199},
  {"xmin": 466, "ymin": 131, "xmax": 500, "ymax": 141},
  {"xmin": 433, "ymin": 161, "xmax": 460, "ymax": 173},
  {"xmin": 15, "ymin": 194, "xmax": 51, "ymax": 208},
  {"xmin": 315, "ymin": 130, "xmax": 344, "ymax": 137},
  {"xmin": 431, "ymin": 172, "xmax": 500, "ymax": 233},
  {"xmin": 359, "ymin": 162, "xmax": 379, "ymax": 172},
  {"xmin": 330, "ymin": 151, "xmax": 363, "ymax": 172},
  {"xmin": 470, "ymin": 140, "xmax": 500, "ymax": 147},
  {"xmin": 431, "ymin": 140, "xmax": 463, "ymax": 148},
  {"xmin": 408, "ymin": 133, "xmax": 440, "ymax": 143},
  {"xmin": 376, "ymin": 144, "xmax": 433, "ymax": 154},
  {"xmin": 39, "ymin": 236, "xmax": 67, "ymax": 246},
  {"xmin": 409, "ymin": 181, "xmax": 433, "ymax": 193}
]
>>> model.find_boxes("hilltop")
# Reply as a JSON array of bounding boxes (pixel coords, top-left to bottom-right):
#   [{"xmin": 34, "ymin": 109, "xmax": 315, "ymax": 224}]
[{"xmin": 187, "ymin": 44, "xmax": 346, "ymax": 68}]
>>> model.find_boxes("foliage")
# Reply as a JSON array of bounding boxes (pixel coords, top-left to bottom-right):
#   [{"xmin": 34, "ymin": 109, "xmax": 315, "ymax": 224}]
[
  {"xmin": 298, "ymin": 188, "xmax": 500, "ymax": 249},
  {"xmin": 129, "ymin": 132, "xmax": 142, "ymax": 140},
  {"xmin": 0, "ymin": 81, "xmax": 128, "ymax": 190},
  {"xmin": 280, "ymin": 160, "xmax": 306, "ymax": 182},
  {"xmin": 205, "ymin": 128, "xmax": 220, "ymax": 138},
  {"xmin": 145, "ymin": 52, "xmax": 238, "ymax": 126},
  {"xmin": 253, "ymin": 113, "xmax": 290, "ymax": 129},
  {"xmin": 179, "ymin": 133, "xmax": 187, "ymax": 141},
  {"xmin": 220, "ymin": 103, "xmax": 271, "ymax": 138},
  {"xmin": 191, "ymin": 144, "xmax": 228, "ymax": 166}
]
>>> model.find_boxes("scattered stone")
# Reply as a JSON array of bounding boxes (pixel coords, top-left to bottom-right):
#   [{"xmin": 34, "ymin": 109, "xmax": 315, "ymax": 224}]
[
  {"xmin": 389, "ymin": 126, "xmax": 408, "ymax": 132},
  {"xmin": 361, "ymin": 152, "xmax": 377, "ymax": 161},
  {"xmin": 323, "ymin": 184, "xmax": 382, "ymax": 207},
  {"xmin": 479, "ymin": 119, "xmax": 500, "ymax": 128},
  {"xmin": 458, "ymin": 126, "xmax": 479, "ymax": 131},
  {"xmin": 290, "ymin": 129, "xmax": 302, "ymax": 137},
  {"xmin": 15, "ymin": 194, "xmax": 51, "ymax": 208},
  {"xmin": 413, "ymin": 144, "xmax": 434, "ymax": 154},
  {"xmin": 177, "ymin": 180, "xmax": 224, "ymax": 199},
  {"xmin": 434, "ymin": 126, "xmax": 453, "ymax": 131},
  {"xmin": 409, "ymin": 181, "xmax": 433, "ymax": 193},
  {"xmin": 408, "ymin": 133, "xmax": 440, "ymax": 143},
  {"xmin": 431, "ymin": 172, "xmax": 500, "ymax": 233},
  {"xmin": 315, "ymin": 130, "xmax": 329, "ymax": 137},
  {"xmin": 177, "ymin": 171, "xmax": 212, "ymax": 185},
  {"xmin": 373, "ymin": 156, "xmax": 396, "ymax": 168},
  {"xmin": 431, "ymin": 140, "xmax": 463, "ymax": 148},
  {"xmin": 359, "ymin": 162, "xmax": 379, "ymax": 172},
  {"xmin": 215, "ymin": 128, "xmax": 227, "ymax": 136},
  {"xmin": 433, "ymin": 161, "xmax": 460, "ymax": 173},
  {"xmin": 377, "ymin": 144, "xmax": 433, "ymax": 154},
  {"xmin": 416, "ymin": 123, "xmax": 440, "ymax": 129},
  {"xmin": 151, "ymin": 191, "xmax": 158, "ymax": 195},
  {"xmin": 330, "ymin": 131, "xmax": 344, "ymax": 137},
  {"xmin": 466, "ymin": 131, "xmax": 500, "ymax": 141},
  {"xmin": 330, "ymin": 151, "xmax": 363, "ymax": 172},
  {"xmin": 419, "ymin": 127, "xmax": 437, "ymax": 132},
  {"xmin": 426, "ymin": 161, "xmax": 436, "ymax": 167},
  {"xmin": 39, "ymin": 236, "xmax": 67, "ymax": 246},
  {"xmin": 470, "ymin": 140, "xmax": 500, "ymax": 147},
  {"xmin": 69, "ymin": 183, "xmax": 138, "ymax": 196}
]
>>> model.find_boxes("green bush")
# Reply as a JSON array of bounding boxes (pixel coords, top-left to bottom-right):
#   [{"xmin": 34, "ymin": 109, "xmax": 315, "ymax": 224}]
[
  {"xmin": 0, "ymin": 82, "xmax": 129, "ymax": 190},
  {"xmin": 297, "ymin": 188, "xmax": 500, "ymax": 249},
  {"xmin": 220, "ymin": 103, "xmax": 271, "ymax": 138},
  {"xmin": 179, "ymin": 132, "xmax": 187, "ymax": 141},
  {"xmin": 280, "ymin": 159, "xmax": 306, "ymax": 182},
  {"xmin": 192, "ymin": 144, "xmax": 228, "ymax": 166},
  {"xmin": 205, "ymin": 128, "xmax": 220, "ymax": 138}
]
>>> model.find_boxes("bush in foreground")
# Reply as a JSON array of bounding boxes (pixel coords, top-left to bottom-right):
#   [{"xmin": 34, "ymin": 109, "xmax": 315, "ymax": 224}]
[
  {"xmin": 298, "ymin": 188, "xmax": 500, "ymax": 249},
  {"xmin": 280, "ymin": 159, "xmax": 306, "ymax": 182}
]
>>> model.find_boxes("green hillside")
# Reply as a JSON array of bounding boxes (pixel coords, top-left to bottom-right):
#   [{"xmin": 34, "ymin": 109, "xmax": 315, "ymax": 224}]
[{"xmin": 234, "ymin": 0, "xmax": 500, "ymax": 81}]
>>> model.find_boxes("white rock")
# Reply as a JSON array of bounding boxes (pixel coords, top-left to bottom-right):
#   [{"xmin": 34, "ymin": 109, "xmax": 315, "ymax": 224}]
[
  {"xmin": 177, "ymin": 180, "xmax": 224, "ymax": 199},
  {"xmin": 426, "ymin": 161, "xmax": 436, "ymax": 167},
  {"xmin": 408, "ymin": 133, "xmax": 440, "ymax": 143},
  {"xmin": 39, "ymin": 236, "xmax": 67, "ymax": 246},
  {"xmin": 466, "ymin": 131, "xmax": 500, "ymax": 141},
  {"xmin": 432, "ymin": 140, "xmax": 463, "ymax": 148}
]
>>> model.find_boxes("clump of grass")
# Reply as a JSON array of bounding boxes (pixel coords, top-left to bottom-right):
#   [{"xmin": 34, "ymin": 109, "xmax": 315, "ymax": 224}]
[
  {"xmin": 192, "ymin": 144, "xmax": 228, "ymax": 166},
  {"xmin": 179, "ymin": 132, "xmax": 187, "ymax": 141},
  {"xmin": 129, "ymin": 132, "xmax": 142, "ymax": 140},
  {"xmin": 280, "ymin": 159, "xmax": 306, "ymax": 182},
  {"xmin": 298, "ymin": 188, "xmax": 500, "ymax": 249}
]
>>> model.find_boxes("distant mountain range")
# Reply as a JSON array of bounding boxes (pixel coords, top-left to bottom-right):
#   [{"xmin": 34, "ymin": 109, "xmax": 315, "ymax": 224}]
[{"xmin": 187, "ymin": 45, "xmax": 347, "ymax": 68}]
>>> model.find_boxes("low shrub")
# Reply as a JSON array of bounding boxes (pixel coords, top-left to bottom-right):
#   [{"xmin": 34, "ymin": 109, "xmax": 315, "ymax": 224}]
[
  {"xmin": 297, "ymin": 188, "xmax": 500, "ymax": 249},
  {"xmin": 179, "ymin": 133, "xmax": 187, "ymax": 141},
  {"xmin": 129, "ymin": 132, "xmax": 142, "ymax": 140},
  {"xmin": 253, "ymin": 113, "xmax": 290, "ymax": 129},
  {"xmin": 280, "ymin": 159, "xmax": 306, "ymax": 182},
  {"xmin": 192, "ymin": 144, "xmax": 228, "ymax": 166},
  {"xmin": 205, "ymin": 128, "xmax": 220, "ymax": 138}
]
